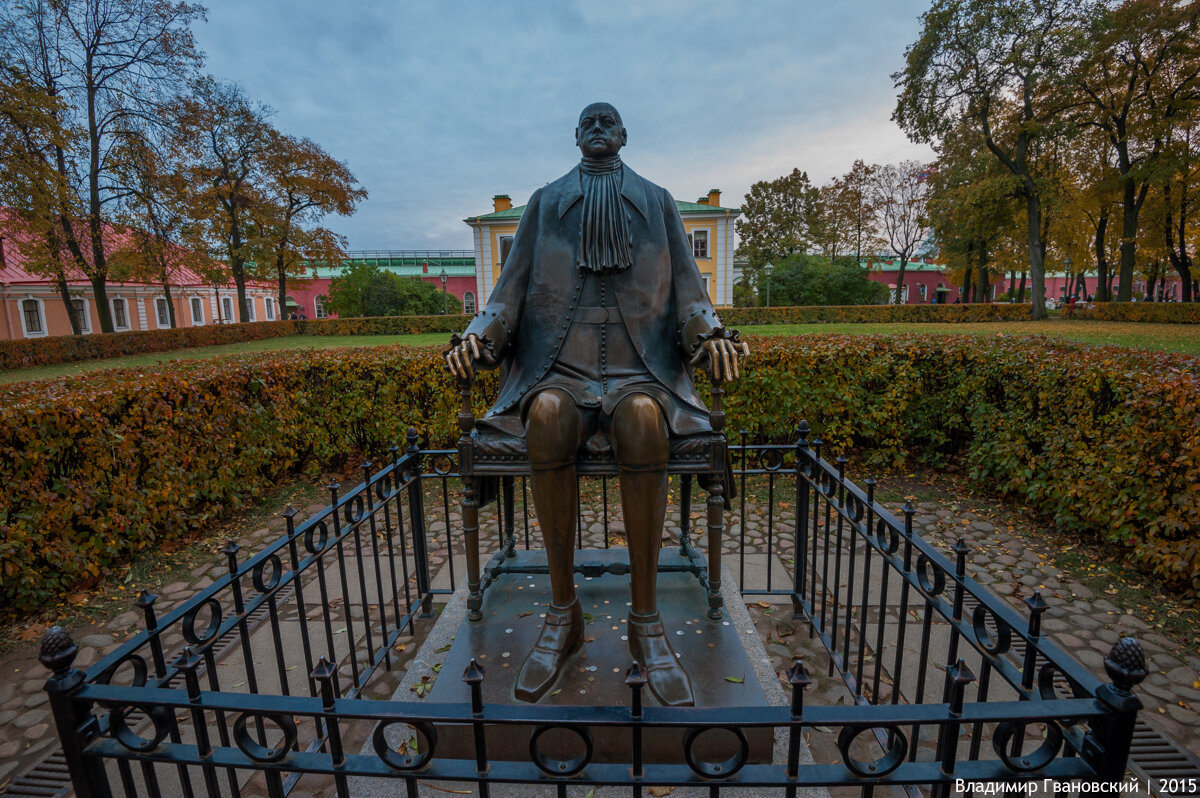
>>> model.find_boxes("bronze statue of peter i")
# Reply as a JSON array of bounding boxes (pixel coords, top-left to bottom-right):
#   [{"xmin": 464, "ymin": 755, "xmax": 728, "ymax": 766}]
[{"xmin": 446, "ymin": 102, "xmax": 748, "ymax": 707}]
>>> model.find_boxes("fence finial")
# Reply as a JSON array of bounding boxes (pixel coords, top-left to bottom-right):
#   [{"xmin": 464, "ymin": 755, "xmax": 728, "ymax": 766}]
[
  {"xmin": 1104, "ymin": 637, "xmax": 1147, "ymax": 694},
  {"xmin": 39, "ymin": 626, "xmax": 78, "ymax": 679}
]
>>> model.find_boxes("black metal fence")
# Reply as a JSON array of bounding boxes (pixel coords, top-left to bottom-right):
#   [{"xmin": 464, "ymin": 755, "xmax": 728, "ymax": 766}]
[{"xmin": 38, "ymin": 425, "xmax": 1145, "ymax": 797}]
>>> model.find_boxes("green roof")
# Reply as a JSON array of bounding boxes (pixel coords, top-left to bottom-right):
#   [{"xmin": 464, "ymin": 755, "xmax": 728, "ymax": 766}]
[
  {"xmin": 466, "ymin": 199, "xmax": 739, "ymax": 223},
  {"xmin": 305, "ymin": 254, "xmax": 476, "ymax": 280}
]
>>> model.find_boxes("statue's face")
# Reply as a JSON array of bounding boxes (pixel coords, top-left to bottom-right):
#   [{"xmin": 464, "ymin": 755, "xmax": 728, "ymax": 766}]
[{"xmin": 575, "ymin": 103, "xmax": 627, "ymax": 158}]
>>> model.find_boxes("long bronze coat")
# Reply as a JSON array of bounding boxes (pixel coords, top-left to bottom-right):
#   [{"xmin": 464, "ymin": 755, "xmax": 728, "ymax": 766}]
[{"xmin": 465, "ymin": 163, "xmax": 723, "ymax": 431}]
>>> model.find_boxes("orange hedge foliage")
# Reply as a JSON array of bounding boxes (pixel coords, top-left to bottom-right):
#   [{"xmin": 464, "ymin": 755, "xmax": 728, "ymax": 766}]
[
  {"xmin": 721, "ymin": 303, "xmax": 1032, "ymax": 325},
  {"xmin": 1062, "ymin": 302, "xmax": 1200, "ymax": 323},
  {"xmin": 2, "ymin": 334, "xmax": 1198, "ymax": 611}
]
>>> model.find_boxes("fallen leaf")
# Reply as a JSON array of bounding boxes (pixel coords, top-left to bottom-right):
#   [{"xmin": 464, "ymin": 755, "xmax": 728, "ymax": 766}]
[
  {"xmin": 518, "ymin": 611, "xmax": 533, "ymax": 618},
  {"xmin": 432, "ymin": 664, "xmax": 442, "ymax": 673},
  {"xmin": 435, "ymin": 644, "xmax": 451, "ymax": 653},
  {"xmin": 725, "ymin": 675, "xmax": 745, "ymax": 684},
  {"xmin": 649, "ymin": 788, "xmax": 674, "ymax": 797}
]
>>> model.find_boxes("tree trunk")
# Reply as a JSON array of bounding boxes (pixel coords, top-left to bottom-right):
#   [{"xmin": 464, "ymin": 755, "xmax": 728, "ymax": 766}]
[
  {"xmin": 1095, "ymin": 207, "xmax": 1110, "ymax": 302},
  {"xmin": 1018, "ymin": 271, "xmax": 1027, "ymax": 302},
  {"xmin": 975, "ymin": 240, "xmax": 989, "ymax": 303},
  {"xmin": 232, "ymin": 258, "xmax": 248, "ymax": 323},
  {"xmin": 161, "ymin": 266, "xmax": 177, "ymax": 328},
  {"xmin": 1026, "ymin": 190, "xmax": 1047, "ymax": 319},
  {"xmin": 963, "ymin": 266, "xmax": 974, "ymax": 303},
  {"xmin": 893, "ymin": 259, "xmax": 908, "ymax": 305},
  {"xmin": 1164, "ymin": 180, "xmax": 1194, "ymax": 303},
  {"xmin": 1008, "ymin": 269, "xmax": 1016, "ymax": 298},
  {"xmin": 56, "ymin": 273, "xmax": 81, "ymax": 335},
  {"xmin": 277, "ymin": 260, "xmax": 287, "ymax": 321},
  {"xmin": 91, "ymin": 276, "xmax": 111, "ymax": 330}
]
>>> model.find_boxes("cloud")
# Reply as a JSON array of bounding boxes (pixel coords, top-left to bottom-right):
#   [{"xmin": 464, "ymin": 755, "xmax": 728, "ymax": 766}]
[{"xmin": 193, "ymin": 0, "xmax": 934, "ymax": 249}]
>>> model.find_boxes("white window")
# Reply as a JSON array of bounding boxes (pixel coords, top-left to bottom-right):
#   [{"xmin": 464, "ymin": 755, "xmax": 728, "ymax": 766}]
[
  {"xmin": 315, "ymin": 296, "xmax": 328, "ymax": 319},
  {"xmin": 265, "ymin": 297, "xmax": 275, "ymax": 321},
  {"xmin": 111, "ymin": 298, "xmax": 129, "ymax": 330},
  {"xmin": 20, "ymin": 297, "xmax": 46, "ymax": 337},
  {"xmin": 190, "ymin": 297, "xmax": 205, "ymax": 325},
  {"xmin": 69, "ymin": 297, "xmax": 90, "ymax": 333},
  {"xmin": 244, "ymin": 297, "xmax": 256, "ymax": 322},
  {"xmin": 919, "ymin": 284, "xmax": 927, "ymax": 302},
  {"xmin": 690, "ymin": 229, "xmax": 709, "ymax": 259},
  {"xmin": 221, "ymin": 296, "xmax": 233, "ymax": 323},
  {"xmin": 155, "ymin": 297, "xmax": 170, "ymax": 328},
  {"xmin": 463, "ymin": 291, "xmax": 476, "ymax": 315}
]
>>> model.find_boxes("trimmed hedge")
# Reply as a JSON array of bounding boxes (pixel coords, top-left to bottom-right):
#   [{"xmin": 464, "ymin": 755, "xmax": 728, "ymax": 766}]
[
  {"xmin": 1062, "ymin": 301, "xmax": 1200, "ymax": 324},
  {"xmin": 299, "ymin": 315, "xmax": 469, "ymax": 336},
  {"xmin": 720, "ymin": 303, "xmax": 1032, "ymax": 325},
  {"xmin": 0, "ymin": 320, "xmax": 300, "ymax": 370},
  {"xmin": 3, "ymin": 334, "xmax": 1199, "ymax": 612}
]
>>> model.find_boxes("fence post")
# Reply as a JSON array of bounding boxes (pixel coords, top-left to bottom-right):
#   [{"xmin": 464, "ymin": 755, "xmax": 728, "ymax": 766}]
[
  {"xmin": 405, "ymin": 427, "xmax": 433, "ymax": 616},
  {"xmin": 793, "ymin": 421, "xmax": 810, "ymax": 619},
  {"xmin": 40, "ymin": 626, "xmax": 113, "ymax": 798},
  {"xmin": 1083, "ymin": 637, "xmax": 1146, "ymax": 785}
]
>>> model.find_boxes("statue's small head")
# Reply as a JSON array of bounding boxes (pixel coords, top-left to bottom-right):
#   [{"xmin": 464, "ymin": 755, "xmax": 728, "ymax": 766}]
[{"xmin": 575, "ymin": 102, "xmax": 626, "ymax": 159}]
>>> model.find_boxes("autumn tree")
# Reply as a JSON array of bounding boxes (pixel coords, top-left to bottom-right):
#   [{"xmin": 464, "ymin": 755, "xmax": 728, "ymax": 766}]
[
  {"xmin": 813, "ymin": 161, "xmax": 879, "ymax": 263},
  {"xmin": 1071, "ymin": 0, "xmax": 1200, "ymax": 301},
  {"xmin": 0, "ymin": 0, "xmax": 205, "ymax": 332},
  {"xmin": 108, "ymin": 129, "xmax": 217, "ymax": 326},
  {"xmin": 736, "ymin": 168, "xmax": 820, "ymax": 271},
  {"xmin": 176, "ymin": 76, "xmax": 272, "ymax": 323},
  {"xmin": 926, "ymin": 118, "xmax": 1020, "ymax": 303},
  {"xmin": 895, "ymin": 0, "xmax": 1086, "ymax": 319},
  {"xmin": 871, "ymin": 160, "xmax": 932, "ymax": 304},
  {"xmin": 252, "ymin": 130, "xmax": 366, "ymax": 315}
]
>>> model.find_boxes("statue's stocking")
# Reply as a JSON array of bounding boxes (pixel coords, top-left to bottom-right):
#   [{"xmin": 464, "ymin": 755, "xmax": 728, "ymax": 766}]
[
  {"xmin": 613, "ymin": 395, "xmax": 695, "ymax": 707},
  {"xmin": 515, "ymin": 390, "xmax": 584, "ymax": 702}
]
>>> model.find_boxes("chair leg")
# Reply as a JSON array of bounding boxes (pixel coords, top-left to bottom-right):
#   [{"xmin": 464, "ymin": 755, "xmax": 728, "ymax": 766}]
[
  {"xmin": 463, "ymin": 474, "xmax": 483, "ymax": 622},
  {"xmin": 706, "ymin": 472, "xmax": 725, "ymax": 620}
]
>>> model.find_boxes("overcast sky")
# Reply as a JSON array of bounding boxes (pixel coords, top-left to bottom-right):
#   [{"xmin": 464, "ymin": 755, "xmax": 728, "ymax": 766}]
[{"xmin": 193, "ymin": 1, "xmax": 935, "ymax": 251}]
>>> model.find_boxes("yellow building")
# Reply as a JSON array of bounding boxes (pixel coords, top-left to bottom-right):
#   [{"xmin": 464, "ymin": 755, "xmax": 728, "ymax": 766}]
[{"xmin": 464, "ymin": 188, "xmax": 740, "ymax": 308}]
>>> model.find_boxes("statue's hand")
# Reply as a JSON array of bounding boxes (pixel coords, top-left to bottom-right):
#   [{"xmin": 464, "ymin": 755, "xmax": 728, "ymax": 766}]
[
  {"xmin": 689, "ymin": 337, "xmax": 750, "ymax": 383},
  {"xmin": 445, "ymin": 333, "xmax": 485, "ymax": 382}
]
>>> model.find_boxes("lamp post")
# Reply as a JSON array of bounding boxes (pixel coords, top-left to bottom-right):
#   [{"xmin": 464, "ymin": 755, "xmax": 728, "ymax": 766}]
[
  {"xmin": 763, "ymin": 262, "xmax": 773, "ymax": 307},
  {"xmin": 439, "ymin": 267, "xmax": 448, "ymax": 315}
]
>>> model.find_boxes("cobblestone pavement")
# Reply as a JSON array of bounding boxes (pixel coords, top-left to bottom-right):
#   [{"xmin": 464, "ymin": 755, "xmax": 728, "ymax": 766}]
[{"xmin": 1, "ymin": 474, "xmax": 1197, "ymax": 794}]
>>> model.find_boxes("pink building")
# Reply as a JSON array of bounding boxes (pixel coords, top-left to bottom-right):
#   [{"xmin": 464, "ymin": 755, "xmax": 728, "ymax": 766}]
[
  {"xmin": 0, "ymin": 217, "xmax": 278, "ymax": 341},
  {"xmin": 301, "ymin": 251, "xmax": 477, "ymax": 319}
]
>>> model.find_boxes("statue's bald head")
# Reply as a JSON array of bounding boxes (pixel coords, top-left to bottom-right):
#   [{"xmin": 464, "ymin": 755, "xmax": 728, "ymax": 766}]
[{"xmin": 576, "ymin": 102, "xmax": 627, "ymax": 159}]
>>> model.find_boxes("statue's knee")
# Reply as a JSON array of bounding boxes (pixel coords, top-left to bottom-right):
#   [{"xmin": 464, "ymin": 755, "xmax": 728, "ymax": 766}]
[
  {"xmin": 612, "ymin": 395, "xmax": 668, "ymax": 466},
  {"xmin": 525, "ymin": 390, "xmax": 581, "ymax": 464}
]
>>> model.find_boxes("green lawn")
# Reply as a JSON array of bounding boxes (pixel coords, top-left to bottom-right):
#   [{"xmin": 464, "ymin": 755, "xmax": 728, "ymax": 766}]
[{"xmin": 2, "ymin": 319, "xmax": 1197, "ymax": 385}]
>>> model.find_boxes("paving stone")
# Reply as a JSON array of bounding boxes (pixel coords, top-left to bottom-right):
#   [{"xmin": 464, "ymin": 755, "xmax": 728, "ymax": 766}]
[
  {"xmin": 107, "ymin": 611, "xmax": 140, "ymax": 630},
  {"xmin": 0, "ymin": 739, "xmax": 19, "ymax": 758},
  {"xmin": 22, "ymin": 721, "xmax": 48, "ymax": 740},
  {"xmin": 23, "ymin": 691, "xmax": 47, "ymax": 709},
  {"xmin": 1069, "ymin": 584, "xmax": 1094, "ymax": 599},
  {"xmin": 78, "ymin": 633, "xmax": 115, "ymax": 648},
  {"xmin": 161, "ymin": 581, "xmax": 189, "ymax": 594},
  {"xmin": 1167, "ymin": 666, "xmax": 1199, "ymax": 683},
  {"xmin": 970, "ymin": 521, "xmax": 995, "ymax": 533},
  {"xmin": 0, "ymin": 710, "xmax": 15, "ymax": 726},
  {"xmin": 0, "ymin": 761, "xmax": 16, "ymax": 782},
  {"xmin": 0, "ymin": 683, "xmax": 13, "ymax": 705},
  {"xmin": 1091, "ymin": 599, "xmax": 1119, "ymax": 614},
  {"xmin": 12, "ymin": 708, "xmax": 47, "ymax": 729}
]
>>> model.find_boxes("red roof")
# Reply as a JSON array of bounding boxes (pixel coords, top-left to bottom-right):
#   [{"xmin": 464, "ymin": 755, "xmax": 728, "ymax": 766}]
[{"xmin": 0, "ymin": 208, "xmax": 257, "ymax": 288}]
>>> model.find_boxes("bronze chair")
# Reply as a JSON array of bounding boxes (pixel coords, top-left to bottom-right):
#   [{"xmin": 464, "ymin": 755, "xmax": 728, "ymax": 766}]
[{"xmin": 450, "ymin": 367, "xmax": 732, "ymax": 624}]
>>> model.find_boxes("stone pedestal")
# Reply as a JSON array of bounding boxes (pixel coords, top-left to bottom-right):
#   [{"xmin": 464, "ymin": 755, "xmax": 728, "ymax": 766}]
[{"xmin": 427, "ymin": 548, "xmax": 776, "ymax": 764}]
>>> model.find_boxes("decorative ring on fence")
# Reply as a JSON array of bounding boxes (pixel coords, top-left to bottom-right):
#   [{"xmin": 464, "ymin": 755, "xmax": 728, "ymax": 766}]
[
  {"xmin": 971, "ymin": 604, "xmax": 1012, "ymax": 655},
  {"xmin": 529, "ymin": 725, "xmax": 592, "ymax": 777},
  {"xmin": 96, "ymin": 652, "xmax": 148, "ymax": 689},
  {"xmin": 682, "ymin": 726, "xmax": 750, "ymax": 778},
  {"xmin": 915, "ymin": 554, "xmax": 946, "ymax": 598},
  {"xmin": 232, "ymin": 711, "xmax": 298, "ymax": 763},
  {"xmin": 992, "ymin": 720, "xmax": 1062, "ymax": 773},
  {"xmin": 372, "ymin": 720, "xmax": 437, "ymax": 771},
  {"xmin": 343, "ymin": 493, "xmax": 366, "ymax": 524},
  {"xmin": 801, "ymin": 452, "xmax": 817, "ymax": 478},
  {"xmin": 1037, "ymin": 664, "xmax": 1084, "ymax": 726},
  {"xmin": 304, "ymin": 521, "xmax": 330, "ymax": 555},
  {"xmin": 758, "ymin": 448, "xmax": 785, "ymax": 472},
  {"xmin": 182, "ymin": 598, "xmax": 222, "ymax": 650},
  {"xmin": 431, "ymin": 454, "xmax": 456, "ymax": 476},
  {"xmin": 109, "ymin": 703, "xmax": 170, "ymax": 753},
  {"xmin": 847, "ymin": 494, "xmax": 865, "ymax": 522},
  {"xmin": 837, "ymin": 725, "xmax": 907, "ymax": 777},
  {"xmin": 820, "ymin": 471, "xmax": 837, "ymax": 496},
  {"xmin": 877, "ymin": 520, "xmax": 900, "ymax": 554},
  {"xmin": 252, "ymin": 554, "xmax": 284, "ymax": 594}
]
